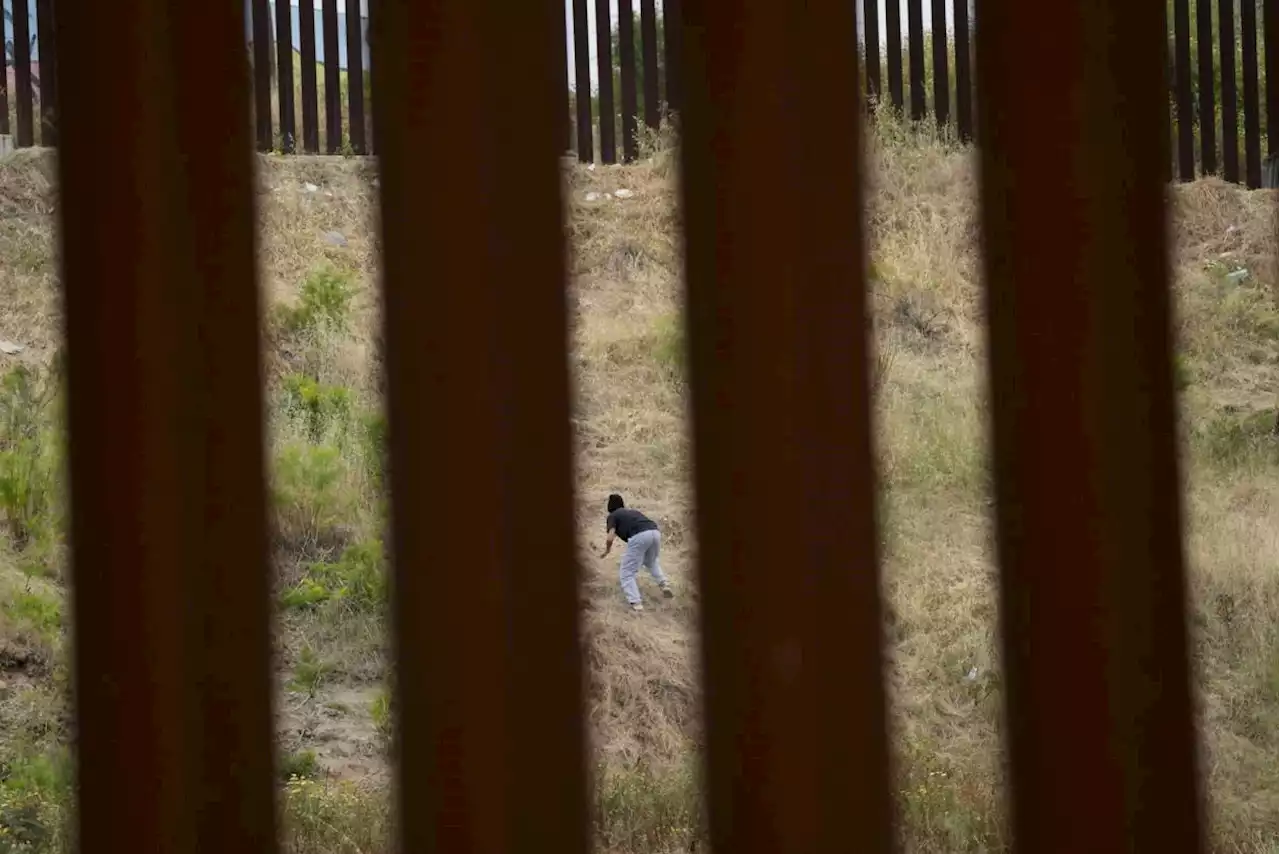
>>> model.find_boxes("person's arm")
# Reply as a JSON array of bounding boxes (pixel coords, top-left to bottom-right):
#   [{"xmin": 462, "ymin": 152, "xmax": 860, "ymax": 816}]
[{"xmin": 601, "ymin": 515, "xmax": 616, "ymax": 557}]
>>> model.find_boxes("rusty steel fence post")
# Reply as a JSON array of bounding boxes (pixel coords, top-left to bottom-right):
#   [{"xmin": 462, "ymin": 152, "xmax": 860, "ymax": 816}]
[
  {"xmin": 955, "ymin": 0, "xmax": 973, "ymax": 141},
  {"xmin": 573, "ymin": 0, "xmax": 593, "ymax": 161},
  {"xmin": 595, "ymin": 0, "xmax": 617, "ymax": 163},
  {"xmin": 346, "ymin": 0, "xmax": 368, "ymax": 153},
  {"xmin": 34, "ymin": 0, "xmax": 56, "ymax": 146},
  {"xmin": 276, "ymin": 0, "xmax": 298, "ymax": 151},
  {"xmin": 1172, "ymin": 0, "xmax": 1195, "ymax": 180},
  {"xmin": 12, "ymin": 0, "xmax": 32, "ymax": 147},
  {"xmin": 641, "ymin": 0, "xmax": 661, "ymax": 129},
  {"xmin": 886, "ymin": 0, "xmax": 903, "ymax": 110},
  {"xmin": 930, "ymin": 0, "xmax": 948, "ymax": 129},
  {"xmin": 55, "ymin": 0, "xmax": 278, "ymax": 850},
  {"xmin": 252, "ymin": 0, "xmax": 274, "ymax": 150},
  {"xmin": 620, "ymin": 0, "xmax": 639, "ymax": 161},
  {"xmin": 974, "ymin": 0, "xmax": 1205, "ymax": 850},
  {"xmin": 370, "ymin": 0, "xmax": 589, "ymax": 851},
  {"xmin": 323, "ymin": 0, "xmax": 343, "ymax": 152},
  {"xmin": 664, "ymin": 0, "xmax": 683, "ymax": 114},
  {"xmin": 1218, "ymin": 0, "xmax": 1239, "ymax": 182},
  {"xmin": 906, "ymin": 0, "xmax": 925, "ymax": 119},
  {"xmin": 1196, "ymin": 0, "xmax": 1216, "ymax": 174},
  {"xmin": 863, "ymin": 0, "xmax": 880, "ymax": 107},
  {"xmin": 677, "ymin": 0, "xmax": 895, "ymax": 851},
  {"xmin": 300, "ymin": 0, "xmax": 320, "ymax": 152},
  {"xmin": 1240, "ymin": 0, "xmax": 1261, "ymax": 188},
  {"xmin": 1266, "ymin": 0, "xmax": 1277, "ymax": 159}
]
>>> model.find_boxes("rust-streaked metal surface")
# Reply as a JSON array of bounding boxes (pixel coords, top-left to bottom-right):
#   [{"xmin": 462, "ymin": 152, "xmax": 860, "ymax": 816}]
[
  {"xmin": 370, "ymin": 0, "xmax": 588, "ymax": 851},
  {"xmin": 56, "ymin": 0, "xmax": 278, "ymax": 851},
  {"xmin": 974, "ymin": 1, "xmax": 1204, "ymax": 851},
  {"xmin": 677, "ymin": 0, "xmax": 894, "ymax": 851}
]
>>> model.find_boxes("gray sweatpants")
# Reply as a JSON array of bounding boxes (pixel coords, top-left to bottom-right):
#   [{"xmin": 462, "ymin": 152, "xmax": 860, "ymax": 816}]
[{"xmin": 619, "ymin": 528, "xmax": 667, "ymax": 605}]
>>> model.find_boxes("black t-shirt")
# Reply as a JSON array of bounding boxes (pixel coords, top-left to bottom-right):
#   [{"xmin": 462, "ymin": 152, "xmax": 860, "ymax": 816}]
[{"xmin": 606, "ymin": 508, "xmax": 658, "ymax": 542}]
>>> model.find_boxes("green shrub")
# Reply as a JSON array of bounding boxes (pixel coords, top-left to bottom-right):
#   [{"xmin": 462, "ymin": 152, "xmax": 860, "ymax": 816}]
[
  {"xmin": 0, "ymin": 442, "xmax": 53, "ymax": 552},
  {"xmin": 280, "ymin": 539, "xmax": 386, "ymax": 613},
  {"xmin": 273, "ymin": 266, "xmax": 356, "ymax": 337},
  {"xmin": 0, "ymin": 366, "xmax": 59, "ymax": 553},
  {"xmin": 272, "ymin": 443, "xmax": 353, "ymax": 555},
  {"xmin": 288, "ymin": 646, "xmax": 331, "ymax": 698},
  {"xmin": 280, "ymin": 577, "xmax": 332, "ymax": 611},
  {"xmin": 2, "ymin": 590, "xmax": 61, "ymax": 644},
  {"xmin": 283, "ymin": 374, "xmax": 352, "ymax": 444},
  {"xmin": 279, "ymin": 749, "xmax": 321, "ymax": 782},
  {"xmin": 0, "ymin": 747, "xmax": 72, "ymax": 853}
]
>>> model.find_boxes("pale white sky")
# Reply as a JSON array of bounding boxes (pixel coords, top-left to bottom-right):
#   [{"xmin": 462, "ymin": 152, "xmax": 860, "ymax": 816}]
[{"xmin": 564, "ymin": 0, "xmax": 959, "ymax": 90}]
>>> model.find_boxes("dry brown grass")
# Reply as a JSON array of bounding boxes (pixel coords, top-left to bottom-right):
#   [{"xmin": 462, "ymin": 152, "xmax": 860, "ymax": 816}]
[{"xmin": 0, "ymin": 112, "xmax": 1274, "ymax": 853}]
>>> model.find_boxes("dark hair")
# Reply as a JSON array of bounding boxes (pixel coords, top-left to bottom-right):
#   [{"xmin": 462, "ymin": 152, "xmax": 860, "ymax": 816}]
[{"xmin": 607, "ymin": 493, "xmax": 625, "ymax": 513}]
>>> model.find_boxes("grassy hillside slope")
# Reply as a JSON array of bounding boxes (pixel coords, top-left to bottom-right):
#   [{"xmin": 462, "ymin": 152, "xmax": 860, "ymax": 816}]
[{"xmin": 0, "ymin": 120, "xmax": 1275, "ymax": 852}]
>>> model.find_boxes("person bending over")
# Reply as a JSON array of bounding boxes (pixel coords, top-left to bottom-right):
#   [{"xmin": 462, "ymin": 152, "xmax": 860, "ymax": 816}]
[{"xmin": 601, "ymin": 493, "xmax": 672, "ymax": 612}]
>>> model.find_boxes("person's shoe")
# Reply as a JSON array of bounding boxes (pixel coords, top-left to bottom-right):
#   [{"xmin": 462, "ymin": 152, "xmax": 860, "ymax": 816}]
[
  {"xmin": 660, "ymin": 583, "xmax": 674, "ymax": 599},
  {"xmin": 630, "ymin": 602, "xmax": 645, "ymax": 612}
]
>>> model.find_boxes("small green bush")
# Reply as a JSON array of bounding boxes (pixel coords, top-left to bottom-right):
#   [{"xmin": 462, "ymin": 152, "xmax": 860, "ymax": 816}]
[
  {"xmin": 281, "ymin": 538, "xmax": 386, "ymax": 613},
  {"xmin": 279, "ymin": 749, "xmax": 321, "ymax": 782},
  {"xmin": 272, "ymin": 443, "xmax": 353, "ymax": 555},
  {"xmin": 273, "ymin": 266, "xmax": 356, "ymax": 337},
  {"xmin": 0, "ymin": 366, "xmax": 59, "ymax": 553},
  {"xmin": 2, "ymin": 590, "xmax": 61, "ymax": 644},
  {"xmin": 0, "ymin": 746, "xmax": 72, "ymax": 853},
  {"xmin": 283, "ymin": 374, "xmax": 352, "ymax": 444},
  {"xmin": 288, "ymin": 646, "xmax": 331, "ymax": 698}
]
